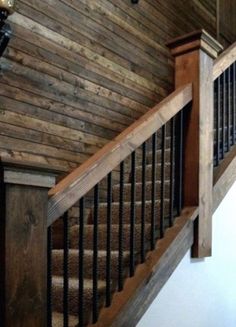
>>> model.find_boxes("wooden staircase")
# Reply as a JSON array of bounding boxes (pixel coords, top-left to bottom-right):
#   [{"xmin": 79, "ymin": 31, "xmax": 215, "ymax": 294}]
[
  {"xmin": 1, "ymin": 30, "xmax": 236, "ymax": 327},
  {"xmin": 51, "ymin": 135, "xmax": 174, "ymax": 326}
]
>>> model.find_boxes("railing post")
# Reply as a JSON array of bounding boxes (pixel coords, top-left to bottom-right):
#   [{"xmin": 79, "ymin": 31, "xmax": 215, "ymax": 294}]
[
  {"xmin": 167, "ymin": 30, "xmax": 223, "ymax": 258},
  {"xmin": 0, "ymin": 159, "xmax": 55, "ymax": 326}
]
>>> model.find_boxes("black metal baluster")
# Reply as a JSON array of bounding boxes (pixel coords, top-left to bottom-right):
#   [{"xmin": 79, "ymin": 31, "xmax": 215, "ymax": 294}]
[
  {"xmin": 175, "ymin": 111, "xmax": 183, "ymax": 215},
  {"xmin": 222, "ymin": 72, "xmax": 226, "ymax": 158},
  {"xmin": 63, "ymin": 212, "xmax": 69, "ymax": 327},
  {"xmin": 233, "ymin": 63, "xmax": 236, "ymax": 144},
  {"xmin": 169, "ymin": 118, "xmax": 175, "ymax": 227},
  {"xmin": 118, "ymin": 161, "xmax": 124, "ymax": 291},
  {"xmin": 227, "ymin": 68, "xmax": 231, "ymax": 151},
  {"xmin": 106, "ymin": 173, "xmax": 112, "ymax": 306},
  {"xmin": 47, "ymin": 226, "xmax": 52, "ymax": 327},
  {"xmin": 93, "ymin": 185, "xmax": 99, "ymax": 323},
  {"xmin": 130, "ymin": 151, "xmax": 136, "ymax": 277},
  {"xmin": 78, "ymin": 197, "xmax": 84, "ymax": 326},
  {"xmin": 160, "ymin": 125, "xmax": 166, "ymax": 238},
  {"xmin": 216, "ymin": 78, "xmax": 221, "ymax": 166},
  {"xmin": 180, "ymin": 111, "xmax": 184, "ymax": 213},
  {"xmin": 141, "ymin": 142, "xmax": 146, "ymax": 263},
  {"xmin": 151, "ymin": 132, "xmax": 157, "ymax": 250}
]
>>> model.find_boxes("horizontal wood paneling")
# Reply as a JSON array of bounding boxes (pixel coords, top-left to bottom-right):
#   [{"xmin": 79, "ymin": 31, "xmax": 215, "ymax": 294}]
[
  {"xmin": 0, "ymin": 0, "xmax": 217, "ymax": 173},
  {"xmin": 219, "ymin": 0, "xmax": 236, "ymax": 46}
]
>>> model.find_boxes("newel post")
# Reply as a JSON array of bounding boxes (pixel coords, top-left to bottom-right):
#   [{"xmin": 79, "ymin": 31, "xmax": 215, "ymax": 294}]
[
  {"xmin": 167, "ymin": 30, "xmax": 223, "ymax": 258},
  {"xmin": 0, "ymin": 159, "xmax": 55, "ymax": 326}
]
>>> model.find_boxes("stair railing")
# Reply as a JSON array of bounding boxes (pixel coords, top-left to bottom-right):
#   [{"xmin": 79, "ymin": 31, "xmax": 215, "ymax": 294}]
[
  {"xmin": 1, "ymin": 30, "xmax": 236, "ymax": 327},
  {"xmin": 47, "ymin": 83, "xmax": 192, "ymax": 326},
  {"xmin": 213, "ymin": 42, "xmax": 236, "ymax": 167},
  {"xmin": 213, "ymin": 40, "xmax": 236, "ymax": 212}
]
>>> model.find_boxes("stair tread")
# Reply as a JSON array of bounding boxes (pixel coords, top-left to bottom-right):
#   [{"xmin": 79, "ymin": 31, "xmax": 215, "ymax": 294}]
[
  {"xmin": 52, "ymin": 276, "xmax": 106, "ymax": 290},
  {"xmin": 52, "ymin": 312, "xmax": 78, "ymax": 327},
  {"xmin": 136, "ymin": 162, "xmax": 171, "ymax": 168},
  {"xmin": 98, "ymin": 199, "xmax": 170, "ymax": 207},
  {"xmin": 113, "ymin": 180, "xmax": 170, "ymax": 187},
  {"xmin": 71, "ymin": 223, "xmax": 151, "ymax": 229},
  {"xmin": 53, "ymin": 249, "xmax": 130, "ymax": 256}
]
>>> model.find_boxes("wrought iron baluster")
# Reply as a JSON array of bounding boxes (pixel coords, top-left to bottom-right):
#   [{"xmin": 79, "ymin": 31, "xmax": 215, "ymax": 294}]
[
  {"xmin": 216, "ymin": 78, "xmax": 221, "ymax": 166},
  {"xmin": 151, "ymin": 133, "xmax": 157, "ymax": 250},
  {"xmin": 227, "ymin": 68, "xmax": 231, "ymax": 151},
  {"xmin": 141, "ymin": 142, "xmax": 146, "ymax": 263},
  {"xmin": 63, "ymin": 212, "xmax": 69, "ymax": 327},
  {"xmin": 106, "ymin": 173, "xmax": 112, "ymax": 306},
  {"xmin": 169, "ymin": 118, "xmax": 175, "ymax": 227},
  {"xmin": 160, "ymin": 125, "xmax": 166, "ymax": 238},
  {"xmin": 175, "ymin": 111, "xmax": 183, "ymax": 215},
  {"xmin": 47, "ymin": 226, "xmax": 52, "ymax": 327},
  {"xmin": 92, "ymin": 185, "xmax": 99, "ymax": 323},
  {"xmin": 130, "ymin": 151, "xmax": 136, "ymax": 277},
  {"xmin": 222, "ymin": 72, "xmax": 226, "ymax": 159},
  {"xmin": 233, "ymin": 63, "xmax": 236, "ymax": 144},
  {"xmin": 78, "ymin": 197, "xmax": 84, "ymax": 326},
  {"xmin": 118, "ymin": 161, "xmax": 124, "ymax": 291}
]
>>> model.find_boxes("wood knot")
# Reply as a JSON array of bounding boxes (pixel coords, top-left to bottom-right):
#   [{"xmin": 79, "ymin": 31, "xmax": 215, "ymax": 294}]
[{"xmin": 25, "ymin": 210, "xmax": 39, "ymax": 227}]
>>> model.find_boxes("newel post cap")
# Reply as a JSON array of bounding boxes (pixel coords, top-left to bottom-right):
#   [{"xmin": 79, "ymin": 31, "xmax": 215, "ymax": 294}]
[{"xmin": 166, "ymin": 29, "xmax": 223, "ymax": 59}]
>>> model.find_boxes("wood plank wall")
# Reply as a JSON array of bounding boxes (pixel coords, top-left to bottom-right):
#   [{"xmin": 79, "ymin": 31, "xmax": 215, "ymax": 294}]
[
  {"xmin": 0, "ymin": 0, "xmax": 217, "ymax": 175},
  {"xmin": 219, "ymin": 0, "xmax": 236, "ymax": 46}
]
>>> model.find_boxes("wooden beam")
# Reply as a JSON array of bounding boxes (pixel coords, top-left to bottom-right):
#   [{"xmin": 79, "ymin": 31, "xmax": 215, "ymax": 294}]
[
  {"xmin": 47, "ymin": 84, "xmax": 192, "ymax": 226},
  {"xmin": 0, "ymin": 161, "xmax": 55, "ymax": 327},
  {"xmin": 167, "ymin": 29, "xmax": 222, "ymax": 258},
  {"xmin": 89, "ymin": 207, "xmax": 198, "ymax": 327},
  {"xmin": 213, "ymin": 40, "xmax": 236, "ymax": 80}
]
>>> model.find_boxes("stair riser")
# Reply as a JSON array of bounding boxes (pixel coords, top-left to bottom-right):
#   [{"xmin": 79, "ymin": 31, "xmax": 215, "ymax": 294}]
[
  {"xmin": 113, "ymin": 181, "xmax": 171, "ymax": 202},
  {"xmin": 52, "ymin": 313, "xmax": 78, "ymax": 327},
  {"xmin": 52, "ymin": 252, "xmax": 128, "ymax": 279},
  {"xmin": 136, "ymin": 148, "xmax": 171, "ymax": 165},
  {"xmin": 91, "ymin": 200, "xmax": 170, "ymax": 224},
  {"xmin": 70, "ymin": 225, "xmax": 152, "ymax": 251},
  {"xmin": 135, "ymin": 164, "xmax": 171, "ymax": 183},
  {"xmin": 52, "ymin": 286, "xmax": 94, "ymax": 320},
  {"xmin": 146, "ymin": 150, "xmax": 171, "ymax": 166}
]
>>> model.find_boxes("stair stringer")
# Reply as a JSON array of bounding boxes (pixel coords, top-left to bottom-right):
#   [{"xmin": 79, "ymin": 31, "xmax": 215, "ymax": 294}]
[
  {"xmin": 213, "ymin": 144, "xmax": 236, "ymax": 213},
  {"xmin": 88, "ymin": 207, "xmax": 198, "ymax": 327}
]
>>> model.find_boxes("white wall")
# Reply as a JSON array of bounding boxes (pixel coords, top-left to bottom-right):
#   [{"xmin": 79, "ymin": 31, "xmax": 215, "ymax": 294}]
[{"xmin": 137, "ymin": 182, "xmax": 236, "ymax": 327}]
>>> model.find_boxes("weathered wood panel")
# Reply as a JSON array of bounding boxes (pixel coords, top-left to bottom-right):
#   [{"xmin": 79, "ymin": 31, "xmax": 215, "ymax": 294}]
[
  {"xmin": 219, "ymin": 0, "xmax": 236, "ymax": 46},
  {"xmin": 0, "ymin": 163, "xmax": 55, "ymax": 326},
  {"xmin": 0, "ymin": 0, "xmax": 217, "ymax": 173}
]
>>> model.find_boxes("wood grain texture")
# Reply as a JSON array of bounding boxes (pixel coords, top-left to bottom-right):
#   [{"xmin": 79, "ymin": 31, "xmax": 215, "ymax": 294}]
[
  {"xmin": 0, "ymin": 165, "xmax": 55, "ymax": 327},
  {"xmin": 89, "ymin": 207, "xmax": 198, "ymax": 327},
  {"xmin": 219, "ymin": 0, "xmax": 236, "ymax": 46},
  {"xmin": 213, "ymin": 40, "xmax": 236, "ymax": 80},
  {"xmin": 0, "ymin": 0, "xmax": 217, "ymax": 173},
  {"xmin": 47, "ymin": 84, "xmax": 192, "ymax": 225},
  {"xmin": 168, "ymin": 30, "xmax": 221, "ymax": 258}
]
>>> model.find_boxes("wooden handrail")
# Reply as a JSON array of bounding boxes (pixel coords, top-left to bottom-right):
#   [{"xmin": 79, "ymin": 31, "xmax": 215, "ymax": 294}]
[
  {"xmin": 213, "ymin": 41, "xmax": 236, "ymax": 80},
  {"xmin": 47, "ymin": 83, "xmax": 192, "ymax": 226}
]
